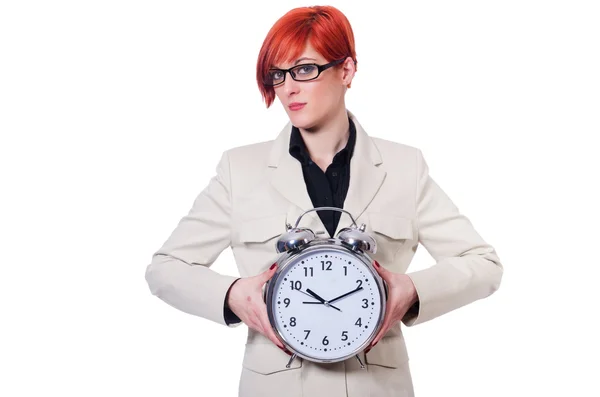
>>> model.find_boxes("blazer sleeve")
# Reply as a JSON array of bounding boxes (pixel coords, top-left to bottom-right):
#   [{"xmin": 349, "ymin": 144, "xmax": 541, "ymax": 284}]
[
  {"xmin": 144, "ymin": 150, "xmax": 242, "ymax": 328},
  {"xmin": 402, "ymin": 149, "xmax": 504, "ymax": 327}
]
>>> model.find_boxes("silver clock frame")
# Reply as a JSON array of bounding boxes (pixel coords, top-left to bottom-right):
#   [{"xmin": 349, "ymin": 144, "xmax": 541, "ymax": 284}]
[{"xmin": 263, "ymin": 207, "xmax": 388, "ymax": 369}]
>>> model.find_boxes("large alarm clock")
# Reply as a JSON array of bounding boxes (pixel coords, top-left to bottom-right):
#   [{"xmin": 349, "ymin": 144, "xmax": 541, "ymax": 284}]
[{"xmin": 263, "ymin": 206, "xmax": 388, "ymax": 370}]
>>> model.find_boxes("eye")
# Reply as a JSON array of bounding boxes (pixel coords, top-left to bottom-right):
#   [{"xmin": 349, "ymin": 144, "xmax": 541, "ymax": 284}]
[
  {"xmin": 269, "ymin": 70, "xmax": 284, "ymax": 79},
  {"xmin": 296, "ymin": 65, "xmax": 317, "ymax": 75}
]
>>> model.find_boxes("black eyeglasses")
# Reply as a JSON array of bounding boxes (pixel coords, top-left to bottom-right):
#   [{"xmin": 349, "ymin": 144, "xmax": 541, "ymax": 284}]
[{"xmin": 264, "ymin": 58, "xmax": 347, "ymax": 87}]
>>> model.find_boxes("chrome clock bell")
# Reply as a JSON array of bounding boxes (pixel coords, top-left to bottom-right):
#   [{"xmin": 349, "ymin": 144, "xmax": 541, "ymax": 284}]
[{"xmin": 265, "ymin": 207, "xmax": 388, "ymax": 370}]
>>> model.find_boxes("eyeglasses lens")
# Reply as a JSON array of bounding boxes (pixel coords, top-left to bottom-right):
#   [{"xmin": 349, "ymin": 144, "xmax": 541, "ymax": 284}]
[{"xmin": 266, "ymin": 64, "xmax": 319, "ymax": 86}]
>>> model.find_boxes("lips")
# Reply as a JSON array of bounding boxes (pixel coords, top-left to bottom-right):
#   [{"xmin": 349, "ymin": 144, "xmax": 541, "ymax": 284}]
[{"xmin": 289, "ymin": 103, "xmax": 306, "ymax": 111}]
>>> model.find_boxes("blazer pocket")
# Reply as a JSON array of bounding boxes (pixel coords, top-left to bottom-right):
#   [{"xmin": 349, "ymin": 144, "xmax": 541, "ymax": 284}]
[
  {"xmin": 366, "ymin": 212, "xmax": 414, "ymax": 263},
  {"xmin": 367, "ymin": 212, "xmax": 414, "ymax": 241},
  {"xmin": 237, "ymin": 213, "xmax": 287, "ymax": 245},
  {"xmin": 242, "ymin": 342, "xmax": 302, "ymax": 375},
  {"xmin": 365, "ymin": 335, "xmax": 410, "ymax": 368}
]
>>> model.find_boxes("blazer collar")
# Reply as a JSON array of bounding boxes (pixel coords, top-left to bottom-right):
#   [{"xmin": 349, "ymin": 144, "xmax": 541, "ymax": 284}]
[{"xmin": 267, "ymin": 110, "xmax": 385, "ymax": 237}]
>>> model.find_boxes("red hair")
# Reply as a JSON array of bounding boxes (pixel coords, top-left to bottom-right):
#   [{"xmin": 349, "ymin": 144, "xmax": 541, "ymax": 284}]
[{"xmin": 256, "ymin": 5, "xmax": 358, "ymax": 108}]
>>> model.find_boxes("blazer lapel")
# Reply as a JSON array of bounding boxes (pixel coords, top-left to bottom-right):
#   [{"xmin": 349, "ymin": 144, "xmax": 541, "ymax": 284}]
[
  {"xmin": 268, "ymin": 110, "xmax": 386, "ymax": 237},
  {"xmin": 268, "ymin": 121, "xmax": 324, "ymax": 231},
  {"xmin": 335, "ymin": 111, "xmax": 385, "ymax": 236}
]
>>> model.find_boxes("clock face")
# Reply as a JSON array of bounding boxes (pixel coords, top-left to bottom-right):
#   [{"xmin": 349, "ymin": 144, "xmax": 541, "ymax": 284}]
[{"xmin": 269, "ymin": 246, "xmax": 384, "ymax": 361}]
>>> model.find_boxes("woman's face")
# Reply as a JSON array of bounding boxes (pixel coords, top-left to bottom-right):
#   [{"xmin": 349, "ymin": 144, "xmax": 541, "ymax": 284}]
[{"xmin": 272, "ymin": 42, "xmax": 353, "ymax": 130}]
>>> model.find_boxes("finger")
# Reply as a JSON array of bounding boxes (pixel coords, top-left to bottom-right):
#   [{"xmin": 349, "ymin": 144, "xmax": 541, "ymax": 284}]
[
  {"xmin": 250, "ymin": 321, "xmax": 262, "ymax": 335},
  {"xmin": 259, "ymin": 262, "xmax": 278, "ymax": 284},
  {"xmin": 371, "ymin": 298, "xmax": 393, "ymax": 346},
  {"xmin": 372, "ymin": 260, "xmax": 390, "ymax": 280},
  {"xmin": 246, "ymin": 313, "xmax": 262, "ymax": 333},
  {"xmin": 263, "ymin": 317, "xmax": 284, "ymax": 349},
  {"xmin": 372, "ymin": 321, "xmax": 385, "ymax": 346},
  {"xmin": 261, "ymin": 314, "xmax": 281, "ymax": 347},
  {"xmin": 371, "ymin": 320, "xmax": 389, "ymax": 348},
  {"xmin": 248, "ymin": 308, "xmax": 279, "ymax": 347},
  {"xmin": 365, "ymin": 332, "xmax": 381, "ymax": 354},
  {"xmin": 368, "ymin": 319, "xmax": 389, "ymax": 352},
  {"xmin": 256, "ymin": 302, "xmax": 284, "ymax": 349}
]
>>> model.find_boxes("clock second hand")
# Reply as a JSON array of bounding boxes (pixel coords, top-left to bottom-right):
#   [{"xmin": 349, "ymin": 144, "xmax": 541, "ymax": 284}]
[{"xmin": 298, "ymin": 288, "xmax": 342, "ymax": 312}]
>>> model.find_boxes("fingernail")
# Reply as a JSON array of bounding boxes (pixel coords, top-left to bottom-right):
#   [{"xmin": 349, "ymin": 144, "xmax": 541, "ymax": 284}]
[
  {"xmin": 368, "ymin": 340, "xmax": 379, "ymax": 351},
  {"xmin": 270, "ymin": 263, "xmax": 277, "ymax": 270},
  {"xmin": 278, "ymin": 345, "xmax": 291, "ymax": 355},
  {"xmin": 374, "ymin": 260, "xmax": 380, "ymax": 268},
  {"xmin": 366, "ymin": 340, "xmax": 378, "ymax": 354}
]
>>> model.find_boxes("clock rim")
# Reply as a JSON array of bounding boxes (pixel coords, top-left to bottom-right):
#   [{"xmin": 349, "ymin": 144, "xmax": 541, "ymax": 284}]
[{"xmin": 264, "ymin": 239, "xmax": 387, "ymax": 364}]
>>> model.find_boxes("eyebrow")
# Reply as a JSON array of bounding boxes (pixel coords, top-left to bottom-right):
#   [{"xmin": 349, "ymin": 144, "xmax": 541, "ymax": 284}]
[
  {"xmin": 294, "ymin": 57, "xmax": 316, "ymax": 65},
  {"xmin": 270, "ymin": 57, "xmax": 317, "ymax": 70}
]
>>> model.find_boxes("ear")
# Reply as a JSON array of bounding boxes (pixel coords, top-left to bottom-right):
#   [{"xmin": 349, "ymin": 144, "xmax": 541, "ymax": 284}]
[{"xmin": 341, "ymin": 56, "xmax": 356, "ymax": 88}]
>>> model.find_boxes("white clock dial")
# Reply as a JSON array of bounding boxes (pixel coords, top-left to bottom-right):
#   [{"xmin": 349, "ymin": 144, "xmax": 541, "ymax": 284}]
[{"xmin": 271, "ymin": 248, "xmax": 383, "ymax": 361}]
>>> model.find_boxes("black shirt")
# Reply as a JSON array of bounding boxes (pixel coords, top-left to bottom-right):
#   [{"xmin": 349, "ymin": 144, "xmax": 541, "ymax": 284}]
[
  {"xmin": 289, "ymin": 117, "xmax": 356, "ymax": 237},
  {"xmin": 223, "ymin": 118, "xmax": 356, "ymax": 325}
]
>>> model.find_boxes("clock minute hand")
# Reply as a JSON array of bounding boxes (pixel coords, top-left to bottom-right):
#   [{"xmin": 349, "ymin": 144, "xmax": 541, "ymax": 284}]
[
  {"xmin": 297, "ymin": 289, "xmax": 341, "ymax": 311},
  {"xmin": 328, "ymin": 286, "xmax": 364, "ymax": 304},
  {"xmin": 305, "ymin": 288, "xmax": 342, "ymax": 312}
]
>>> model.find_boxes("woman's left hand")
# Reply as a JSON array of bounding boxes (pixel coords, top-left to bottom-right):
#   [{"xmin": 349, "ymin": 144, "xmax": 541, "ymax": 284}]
[{"xmin": 366, "ymin": 260, "xmax": 418, "ymax": 353}]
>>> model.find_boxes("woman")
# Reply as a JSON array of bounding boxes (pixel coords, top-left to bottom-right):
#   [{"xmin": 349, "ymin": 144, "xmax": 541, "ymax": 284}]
[{"xmin": 145, "ymin": 5, "xmax": 503, "ymax": 397}]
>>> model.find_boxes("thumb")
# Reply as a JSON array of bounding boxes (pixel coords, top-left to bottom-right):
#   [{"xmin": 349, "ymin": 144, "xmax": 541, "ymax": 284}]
[
  {"xmin": 372, "ymin": 260, "xmax": 390, "ymax": 280},
  {"xmin": 260, "ymin": 262, "xmax": 278, "ymax": 283}
]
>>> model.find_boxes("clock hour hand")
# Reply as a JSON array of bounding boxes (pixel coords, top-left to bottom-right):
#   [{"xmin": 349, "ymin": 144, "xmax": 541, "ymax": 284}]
[
  {"xmin": 297, "ymin": 289, "xmax": 322, "ymax": 300},
  {"xmin": 305, "ymin": 288, "xmax": 341, "ymax": 312},
  {"xmin": 328, "ymin": 286, "xmax": 364, "ymax": 304}
]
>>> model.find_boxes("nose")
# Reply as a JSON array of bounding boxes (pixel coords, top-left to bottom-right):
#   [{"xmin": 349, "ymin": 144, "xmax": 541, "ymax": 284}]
[{"xmin": 281, "ymin": 72, "xmax": 300, "ymax": 96}]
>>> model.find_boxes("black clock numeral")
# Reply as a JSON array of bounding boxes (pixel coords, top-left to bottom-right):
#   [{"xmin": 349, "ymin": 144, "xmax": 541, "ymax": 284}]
[
  {"xmin": 290, "ymin": 280, "xmax": 302, "ymax": 290},
  {"xmin": 341, "ymin": 331, "xmax": 348, "ymax": 341},
  {"xmin": 355, "ymin": 317, "xmax": 362, "ymax": 327},
  {"xmin": 290, "ymin": 317, "xmax": 296, "ymax": 327},
  {"xmin": 356, "ymin": 279, "xmax": 363, "ymax": 289},
  {"xmin": 303, "ymin": 267, "xmax": 314, "ymax": 277},
  {"xmin": 362, "ymin": 299, "xmax": 369, "ymax": 308},
  {"xmin": 343, "ymin": 266, "xmax": 347, "ymax": 276},
  {"xmin": 284, "ymin": 298, "xmax": 291, "ymax": 307},
  {"xmin": 304, "ymin": 330, "xmax": 311, "ymax": 340},
  {"xmin": 321, "ymin": 260, "xmax": 332, "ymax": 271},
  {"xmin": 322, "ymin": 336, "xmax": 329, "ymax": 345}
]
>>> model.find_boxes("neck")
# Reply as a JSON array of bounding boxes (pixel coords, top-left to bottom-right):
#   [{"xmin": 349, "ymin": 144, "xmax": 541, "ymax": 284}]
[{"xmin": 298, "ymin": 107, "xmax": 350, "ymax": 164}]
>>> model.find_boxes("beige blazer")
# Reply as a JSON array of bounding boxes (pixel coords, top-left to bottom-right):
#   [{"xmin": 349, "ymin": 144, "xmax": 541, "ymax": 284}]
[{"xmin": 144, "ymin": 110, "xmax": 503, "ymax": 397}]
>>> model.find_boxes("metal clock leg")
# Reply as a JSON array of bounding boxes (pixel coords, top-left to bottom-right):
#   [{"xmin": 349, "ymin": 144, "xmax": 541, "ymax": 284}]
[
  {"xmin": 286, "ymin": 353, "xmax": 298, "ymax": 368},
  {"xmin": 355, "ymin": 354, "xmax": 366, "ymax": 369}
]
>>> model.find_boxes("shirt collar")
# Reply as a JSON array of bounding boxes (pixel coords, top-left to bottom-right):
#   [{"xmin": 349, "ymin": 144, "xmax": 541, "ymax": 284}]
[{"xmin": 289, "ymin": 117, "xmax": 356, "ymax": 166}]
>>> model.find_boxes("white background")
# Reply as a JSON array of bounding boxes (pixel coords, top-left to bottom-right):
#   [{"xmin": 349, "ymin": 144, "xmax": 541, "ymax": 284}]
[{"xmin": 1, "ymin": 0, "xmax": 599, "ymax": 396}]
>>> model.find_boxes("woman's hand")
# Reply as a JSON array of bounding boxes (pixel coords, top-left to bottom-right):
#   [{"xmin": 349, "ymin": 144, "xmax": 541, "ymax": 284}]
[
  {"xmin": 366, "ymin": 260, "xmax": 418, "ymax": 353},
  {"xmin": 227, "ymin": 264, "xmax": 290, "ymax": 353}
]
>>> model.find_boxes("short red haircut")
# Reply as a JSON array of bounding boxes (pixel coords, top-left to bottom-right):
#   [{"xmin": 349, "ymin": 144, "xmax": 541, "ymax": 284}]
[{"xmin": 256, "ymin": 5, "xmax": 358, "ymax": 108}]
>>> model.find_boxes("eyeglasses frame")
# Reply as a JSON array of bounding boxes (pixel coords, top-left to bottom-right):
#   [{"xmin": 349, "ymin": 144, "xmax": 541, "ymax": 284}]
[{"xmin": 265, "ymin": 57, "xmax": 348, "ymax": 87}]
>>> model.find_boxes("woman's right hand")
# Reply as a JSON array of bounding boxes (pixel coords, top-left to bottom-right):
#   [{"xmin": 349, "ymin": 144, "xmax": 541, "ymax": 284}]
[{"xmin": 227, "ymin": 264, "xmax": 287, "ymax": 351}]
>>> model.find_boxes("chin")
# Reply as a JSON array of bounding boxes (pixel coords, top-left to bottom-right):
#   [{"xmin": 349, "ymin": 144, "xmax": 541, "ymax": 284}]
[{"xmin": 287, "ymin": 111, "xmax": 320, "ymax": 130}]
